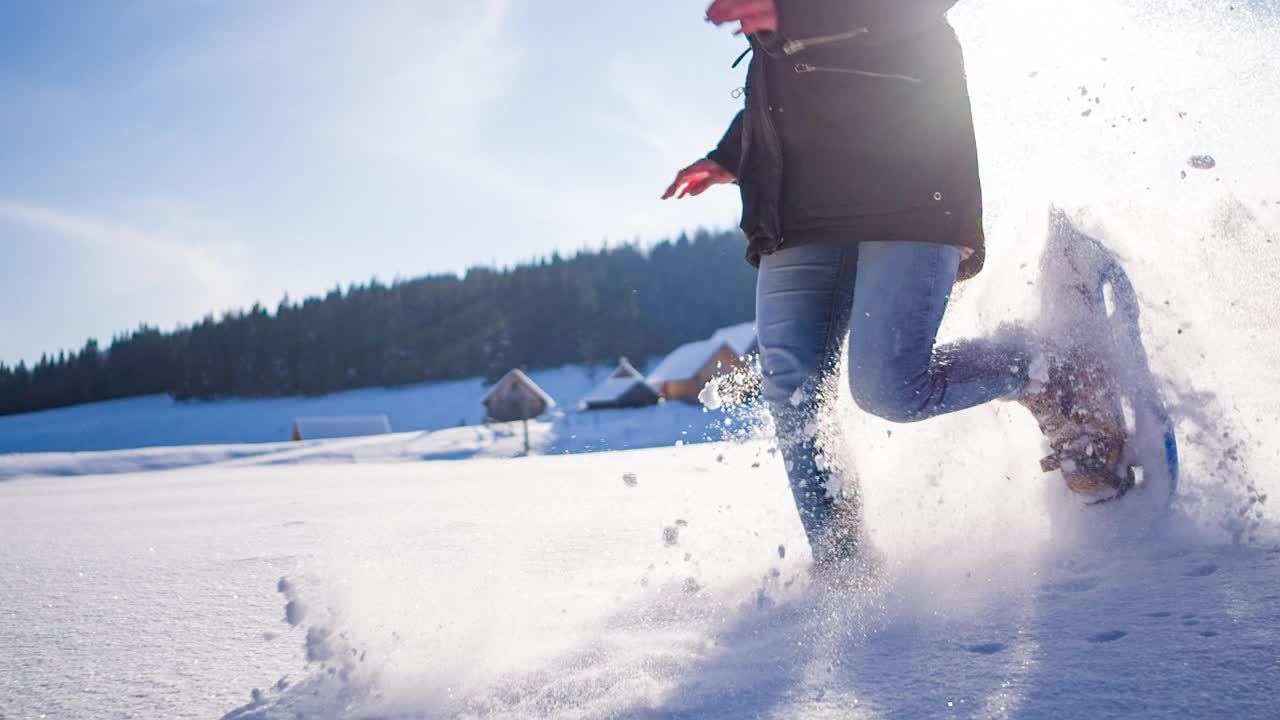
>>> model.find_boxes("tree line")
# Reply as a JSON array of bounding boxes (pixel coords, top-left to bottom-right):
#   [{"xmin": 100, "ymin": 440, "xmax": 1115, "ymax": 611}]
[{"xmin": 0, "ymin": 229, "xmax": 757, "ymax": 417}]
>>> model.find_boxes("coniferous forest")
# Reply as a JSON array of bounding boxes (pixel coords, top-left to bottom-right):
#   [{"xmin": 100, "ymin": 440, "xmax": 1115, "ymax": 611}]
[{"xmin": 0, "ymin": 229, "xmax": 757, "ymax": 417}]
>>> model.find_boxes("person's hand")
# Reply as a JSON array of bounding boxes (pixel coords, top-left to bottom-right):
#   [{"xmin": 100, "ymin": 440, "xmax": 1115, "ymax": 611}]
[
  {"xmin": 706, "ymin": 0, "xmax": 778, "ymax": 35},
  {"xmin": 662, "ymin": 159, "xmax": 737, "ymax": 199}
]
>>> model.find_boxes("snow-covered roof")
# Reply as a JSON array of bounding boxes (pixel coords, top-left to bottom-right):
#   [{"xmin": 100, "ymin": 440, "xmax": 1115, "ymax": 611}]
[
  {"xmin": 581, "ymin": 377, "xmax": 647, "ymax": 406},
  {"xmin": 710, "ymin": 322, "xmax": 757, "ymax": 356},
  {"xmin": 579, "ymin": 359, "xmax": 658, "ymax": 408},
  {"xmin": 608, "ymin": 357, "xmax": 644, "ymax": 380},
  {"xmin": 292, "ymin": 416, "xmax": 392, "ymax": 440},
  {"xmin": 646, "ymin": 339, "xmax": 731, "ymax": 385},
  {"xmin": 481, "ymin": 369, "xmax": 556, "ymax": 408},
  {"xmin": 581, "ymin": 356, "xmax": 660, "ymax": 407}
]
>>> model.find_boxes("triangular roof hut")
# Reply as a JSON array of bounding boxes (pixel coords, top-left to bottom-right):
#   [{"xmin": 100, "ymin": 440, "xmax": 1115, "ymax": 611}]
[
  {"xmin": 646, "ymin": 339, "xmax": 744, "ymax": 403},
  {"xmin": 645, "ymin": 321, "xmax": 758, "ymax": 403},
  {"xmin": 482, "ymin": 369, "xmax": 556, "ymax": 423},
  {"xmin": 580, "ymin": 358, "xmax": 660, "ymax": 410}
]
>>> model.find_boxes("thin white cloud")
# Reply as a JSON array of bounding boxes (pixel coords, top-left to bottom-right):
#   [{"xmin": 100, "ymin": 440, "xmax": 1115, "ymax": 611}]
[
  {"xmin": 336, "ymin": 0, "xmax": 522, "ymax": 163},
  {"xmin": 122, "ymin": 0, "xmax": 521, "ymax": 167},
  {"xmin": 1, "ymin": 1, "xmax": 526, "ymax": 334},
  {"xmin": 0, "ymin": 201, "xmax": 250, "ymax": 312}
]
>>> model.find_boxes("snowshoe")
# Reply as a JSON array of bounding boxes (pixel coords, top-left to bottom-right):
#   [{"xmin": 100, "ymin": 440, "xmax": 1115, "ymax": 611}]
[
  {"xmin": 1032, "ymin": 208, "xmax": 1179, "ymax": 508},
  {"xmin": 1018, "ymin": 346, "xmax": 1134, "ymax": 502}
]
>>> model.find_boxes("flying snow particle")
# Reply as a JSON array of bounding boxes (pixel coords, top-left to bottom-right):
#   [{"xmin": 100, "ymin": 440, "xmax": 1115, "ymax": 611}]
[
  {"xmin": 304, "ymin": 626, "xmax": 334, "ymax": 663},
  {"xmin": 698, "ymin": 379, "xmax": 724, "ymax": 411},
  {"xmin": 284, "ymin": 599, "xmax": 305, "ymax": 627},
  {"xmin": 622, "ymin": 472, "xmax": 638, "ymax": 487},
  {"xmin": 1028, "ymin": 353, "xmax": 1051, "ymax": 386},
  {"xmin": 802, "ymin": 420, "xmax": 821, "ymax": 439},
  {"xmin": 1188, "ymin": 154, "xmax": 1217, "ymax": 169}
]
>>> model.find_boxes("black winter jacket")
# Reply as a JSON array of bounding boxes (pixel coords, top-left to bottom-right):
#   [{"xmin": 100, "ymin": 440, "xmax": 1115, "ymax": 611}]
[{"xmin": 707, "ymin": 0, "xmax": 985, "ymax": 280}]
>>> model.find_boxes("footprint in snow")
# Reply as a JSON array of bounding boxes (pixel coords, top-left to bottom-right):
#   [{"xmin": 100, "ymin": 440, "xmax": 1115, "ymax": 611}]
[
  {"xmin": 965, "ymin": 642, "xmax": 1008, "ymax": 655},
  {"xmin": 1186, "ymin": 564, "xmax": 1219, "ymax": 577},
  {"xmin": 1088, "ymin": 630, "xmax": 1128, "ymax": 643},
  {"xmin": 663, "ymin": 519, "xmax": 689, "ymax": 546}
]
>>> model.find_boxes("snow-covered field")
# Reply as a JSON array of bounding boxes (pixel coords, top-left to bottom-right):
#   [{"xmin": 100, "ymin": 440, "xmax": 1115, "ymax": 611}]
[
  {"xmin": 0, "ymin": 360, "xmax": 742, "ymax": 484},
  {"xmin": 0, "ymin": 365, "xmax": 628, "ymax": 455},
  {"xmin": 0, "ymin": 399, "xmax": 728, "ymax": 482},
  {"xmin": 2, "ymin": 434, "xmax": 1277, "ymax": 720},
  {"xmin": 5, "ymin": 1, "xmax": 1280, "ymax": 718}
]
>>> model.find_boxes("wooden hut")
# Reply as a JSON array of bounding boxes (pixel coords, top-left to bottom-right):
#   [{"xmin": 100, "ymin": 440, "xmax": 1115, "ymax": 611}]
[
  {"xmin": 645, "ymin": 340, "xmax": 746, "ymax": 403},
  {"xmin": 481, "ymin": 369, "xmax": 555, "ymax": 423},
  {"xmin": 580, "ymin": 358, "xmax": 660, "ymax": 410}
]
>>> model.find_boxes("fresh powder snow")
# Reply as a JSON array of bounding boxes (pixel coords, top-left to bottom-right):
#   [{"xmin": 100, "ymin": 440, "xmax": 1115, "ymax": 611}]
[{"xmin": 4, "ymin": 1, "xmax": 1280, "ymax": 719}]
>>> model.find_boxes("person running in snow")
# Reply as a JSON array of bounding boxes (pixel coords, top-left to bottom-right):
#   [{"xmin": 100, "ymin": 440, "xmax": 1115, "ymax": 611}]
[{"xmin": 663, "ymin": 0, "xmax": 1128, "ymax": 566}]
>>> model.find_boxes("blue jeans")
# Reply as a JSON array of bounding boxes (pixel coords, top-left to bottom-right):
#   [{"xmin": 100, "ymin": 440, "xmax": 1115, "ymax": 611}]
[{"xmin": 756, "ymin": 241, "xmax": 1029, "ymax": 562}]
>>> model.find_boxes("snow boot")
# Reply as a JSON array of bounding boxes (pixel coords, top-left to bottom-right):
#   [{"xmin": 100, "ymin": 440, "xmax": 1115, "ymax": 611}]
[{"xmin": 1018, "ymin": 347, "xmax": 1134, "ymax": 502}]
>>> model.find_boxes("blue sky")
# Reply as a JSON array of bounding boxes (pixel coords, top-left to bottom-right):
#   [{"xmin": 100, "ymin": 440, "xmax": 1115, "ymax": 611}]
[{"xmin": 0, "ymin": 0, "xmax": 748, "ymax": 366}]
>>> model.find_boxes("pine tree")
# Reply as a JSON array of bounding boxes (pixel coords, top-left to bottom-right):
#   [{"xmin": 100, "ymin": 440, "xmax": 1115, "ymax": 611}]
[{"xmin": 1, "ymin": 229, "xmax": 756, "ymax": 416}]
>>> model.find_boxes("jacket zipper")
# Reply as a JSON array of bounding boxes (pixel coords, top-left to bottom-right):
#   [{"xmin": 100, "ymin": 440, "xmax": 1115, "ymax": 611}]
[
  {"xmin": 793, "ymin": 63, "xmax": 922, "ymax": 84},
  {"xmin": 781, "ymin": 28, "xmax": 869, "ymax": 55}
]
